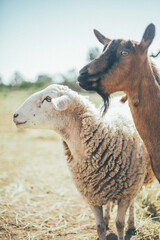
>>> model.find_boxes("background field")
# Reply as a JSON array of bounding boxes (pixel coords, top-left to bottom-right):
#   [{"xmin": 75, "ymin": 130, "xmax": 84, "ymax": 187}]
[{"xmin": 0, "ymin": 87, "xmax": 160, "ymax": 240}]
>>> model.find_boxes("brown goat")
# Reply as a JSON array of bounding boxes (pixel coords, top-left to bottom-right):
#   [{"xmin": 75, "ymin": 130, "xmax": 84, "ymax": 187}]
[{"xmin": 78, "ymin": 24, "xmax": 160, "ymax": 182}]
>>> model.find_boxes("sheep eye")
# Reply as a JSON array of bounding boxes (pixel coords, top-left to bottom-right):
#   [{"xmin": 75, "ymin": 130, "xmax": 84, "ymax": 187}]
[
  {"xmin": 121, "ymin": 50, "xmax": 129, "ymax": 56},
  {"xmin": 45, "ymin": 96, "xmax": 52, "ymax": 102}
]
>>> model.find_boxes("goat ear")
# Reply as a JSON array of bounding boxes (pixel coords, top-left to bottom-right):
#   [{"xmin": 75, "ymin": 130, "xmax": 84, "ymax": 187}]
[
  {"xmin": 140, "ymin": 23, "xmax": 155, "ymax": 49},
  {"xmin": 94, "ymin": 29, "xmax": 111, "ymax": 46},
  {"xmin": 52, "ymin": 95, "xmax": 71, "ymax": 111}
]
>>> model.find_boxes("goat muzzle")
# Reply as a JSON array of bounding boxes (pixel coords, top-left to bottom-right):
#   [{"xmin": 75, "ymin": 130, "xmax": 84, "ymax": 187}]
[{"xmin": 78, "ymin": 66, "xmax": 101, "ymax": 91}]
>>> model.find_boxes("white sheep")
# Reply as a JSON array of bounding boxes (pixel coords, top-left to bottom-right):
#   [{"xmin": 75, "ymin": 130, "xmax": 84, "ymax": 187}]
[{"xmin": 13, "ymin": 84, "xmax": 154, "ymax": 240}]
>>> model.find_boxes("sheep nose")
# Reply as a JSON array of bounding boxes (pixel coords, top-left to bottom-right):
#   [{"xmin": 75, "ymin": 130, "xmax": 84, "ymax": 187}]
[{"xmin": 13, "ymin": 113, "xmax": 19, "ymax": 118}]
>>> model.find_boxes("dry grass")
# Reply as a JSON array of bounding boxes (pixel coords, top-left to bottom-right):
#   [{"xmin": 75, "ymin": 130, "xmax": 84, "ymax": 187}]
[{"xmin": 0, "ymin": 89, "xmax": 160, "ymax": 240}]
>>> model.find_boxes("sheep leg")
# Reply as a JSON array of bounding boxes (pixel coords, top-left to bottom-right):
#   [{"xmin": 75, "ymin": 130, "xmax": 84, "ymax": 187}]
[
  {"xmin": 127, "ymin": 199, "xmax": 137, "ymax": 235},
  {"xmin": 90, "ymin": 205, "xmax": 106, "ymax": 240},
  {"xmin": 103, "ymin": 201, "xmax": 111, "ymax": 230},
  {"xmin": 116, "ymin": 199, "xmax": 130, "ymax": 240}
]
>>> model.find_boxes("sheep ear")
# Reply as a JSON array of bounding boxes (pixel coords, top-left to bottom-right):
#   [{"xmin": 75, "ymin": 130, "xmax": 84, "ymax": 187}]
[
  {"xmin": 52, "ymin": 95, "xmax": 71, "ymax": 111},
  {"xmin": 140, "ymin": 23, "xmax": 155, "ymax": 49},
  {"xmin": 94, "ymin": 29, "xmax": 111, "ymax": 46}
]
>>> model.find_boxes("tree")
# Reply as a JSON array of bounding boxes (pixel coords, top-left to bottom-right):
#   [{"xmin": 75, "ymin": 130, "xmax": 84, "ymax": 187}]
[
  {"xmin": 87, "ymin": 47, "xmax": 101, "ymax": 62},
  {"xmin": 0, "ymin": 76, "xmax": 3, "ymax": 86},
  {"xmin": 35, "ymin": 74, "xmax": 53, "ymax": 88},
  {"xmin": 53, "ymin": 69, "xmax": 81, "ymax": 92},
  {"xmin": 36, "ymin": 74, "xmax": 52, "ymax": 83},
  {"xmin": 10, "ymin": 72, "xmax": 25, "ymax": 86}
]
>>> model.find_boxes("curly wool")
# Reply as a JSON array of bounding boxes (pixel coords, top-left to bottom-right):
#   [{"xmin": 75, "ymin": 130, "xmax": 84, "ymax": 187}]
[{"xmin": 61, "ymin": 92, "xmax": 151, "ymax": 206}]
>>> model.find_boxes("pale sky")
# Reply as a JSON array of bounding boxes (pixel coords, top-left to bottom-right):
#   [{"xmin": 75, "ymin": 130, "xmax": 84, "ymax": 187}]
[{"xmin": 0, "ymin": 0, "xmax": 160, "ymax": 83}]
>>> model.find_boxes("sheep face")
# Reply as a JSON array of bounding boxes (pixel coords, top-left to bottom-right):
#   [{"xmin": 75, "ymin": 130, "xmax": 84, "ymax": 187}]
[{"xmin": 13, "ymin": 85, "xmax": 72, "ymax": 130}]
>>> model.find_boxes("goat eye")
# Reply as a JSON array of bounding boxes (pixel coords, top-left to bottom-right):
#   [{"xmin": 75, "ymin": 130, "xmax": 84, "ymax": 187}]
[
  {"xmin": 121, "ymin": 50, "xmax": 129, "ymax": 56},
  {"xmin": 45, "ymin": 96, "xmax": 52, "ymax": 102}
]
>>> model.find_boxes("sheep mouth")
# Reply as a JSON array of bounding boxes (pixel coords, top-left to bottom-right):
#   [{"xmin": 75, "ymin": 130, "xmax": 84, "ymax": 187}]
[{"xmin": 16, "ymin": 121, "xmax": 27, "ymax": 126}]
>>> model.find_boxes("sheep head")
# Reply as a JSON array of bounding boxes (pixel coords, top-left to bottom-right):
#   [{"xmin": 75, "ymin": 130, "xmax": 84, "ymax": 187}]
[{"xmin": 13, "ymin": 84, "xmax": 72, "ymax": 130}]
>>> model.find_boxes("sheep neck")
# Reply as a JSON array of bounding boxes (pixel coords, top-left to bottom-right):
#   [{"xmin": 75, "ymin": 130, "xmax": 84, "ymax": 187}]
[
  {"xmin": 57, "ymin": 109, "xmax": 86, "ymax": 161},
  {"xmin": 59, "ymin": 104, "xmax": 106, "ymax": 165},
  {"xmin": 59, "ymin": 102, "xmax": 116, "ymax": 170}
]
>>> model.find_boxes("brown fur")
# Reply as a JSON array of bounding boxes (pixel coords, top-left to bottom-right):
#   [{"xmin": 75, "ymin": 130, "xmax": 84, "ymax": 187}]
[{"xmin": 78, "ymin": 24, "xmax": 160, "ymax": 182}]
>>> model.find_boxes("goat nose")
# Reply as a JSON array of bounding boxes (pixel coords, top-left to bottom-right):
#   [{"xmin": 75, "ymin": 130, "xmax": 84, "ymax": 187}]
[
  {"xmin": 13, "ymin": 113, "xmax": 19, "ymax": 118},
  {"xmin": 79, "ymin": 65, "xmax": 88, "ymax": 75}
]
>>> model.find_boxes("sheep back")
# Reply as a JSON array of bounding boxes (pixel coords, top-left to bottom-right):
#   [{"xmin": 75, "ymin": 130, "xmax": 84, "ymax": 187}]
[{"xmin": 63, "ymin": 111, "xmax": 147, "ymax": 206}]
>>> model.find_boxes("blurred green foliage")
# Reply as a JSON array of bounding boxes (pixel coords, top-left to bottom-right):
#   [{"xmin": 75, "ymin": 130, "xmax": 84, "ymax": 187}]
[
  {"xmin": 0, "ymin": 69, "xmax": 81, "ymax": 92},
  {"xmin": 0, "ymin": 47, "xmax": 100, "ymax": 93}
]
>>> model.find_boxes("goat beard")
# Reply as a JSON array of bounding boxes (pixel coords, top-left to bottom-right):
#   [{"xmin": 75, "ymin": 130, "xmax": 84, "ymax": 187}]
[{"xmin": 96, "ymin": 88, "xmax": 110, "ymax": 117}]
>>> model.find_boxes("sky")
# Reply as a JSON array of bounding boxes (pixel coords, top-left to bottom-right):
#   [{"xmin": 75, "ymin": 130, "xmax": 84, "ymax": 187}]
[{"xmin": 0, "ymin": 0, "xmax": 160, "ymax": 83}]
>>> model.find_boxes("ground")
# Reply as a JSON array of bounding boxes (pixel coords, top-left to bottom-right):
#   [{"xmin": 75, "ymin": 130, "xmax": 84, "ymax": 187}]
[{"xmin": 0, "ymin": 89, "xmax": 160, "ymax": 240}]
